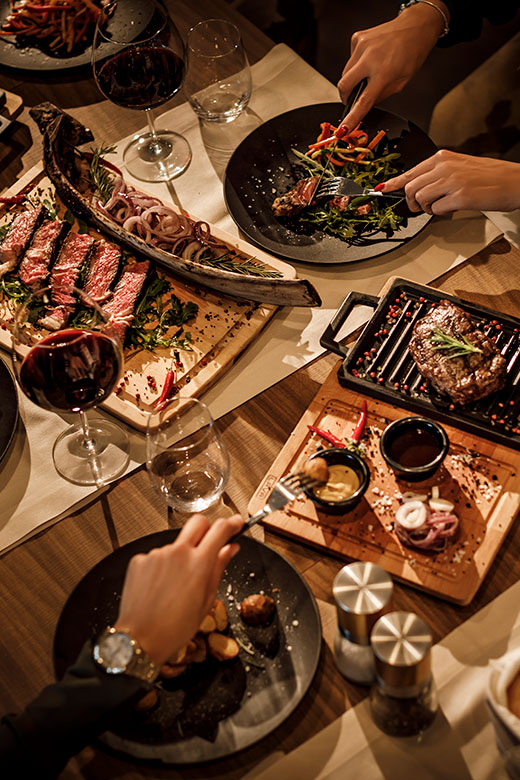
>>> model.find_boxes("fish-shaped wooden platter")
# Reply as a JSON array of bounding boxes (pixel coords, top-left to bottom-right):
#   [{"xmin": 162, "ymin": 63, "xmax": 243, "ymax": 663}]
[
  {"xmin": 28, "ymin": 103, "xmax": 321, "ymax": 308},
  {"xmin": 0, "ymin": 170, "xmax": 278, "ymax": 432}
]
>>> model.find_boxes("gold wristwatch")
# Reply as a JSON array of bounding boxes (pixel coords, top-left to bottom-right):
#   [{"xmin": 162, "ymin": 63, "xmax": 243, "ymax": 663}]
[{"xmin": 93, "ymin": 627, "xmax": 160, "ymax": 683}]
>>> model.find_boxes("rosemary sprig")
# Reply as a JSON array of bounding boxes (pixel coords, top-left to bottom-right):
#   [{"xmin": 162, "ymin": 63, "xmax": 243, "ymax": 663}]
[
  {"xmin": 431, "ymin": 327, "xmax": 483, "ymax": 359},
  {"xmin": 88, "ymin": 143, "xmax": 117, "ymax": 204},
  {"xmin": 201, "ymin": 254, "xmax": 282, "ymax": 278}
]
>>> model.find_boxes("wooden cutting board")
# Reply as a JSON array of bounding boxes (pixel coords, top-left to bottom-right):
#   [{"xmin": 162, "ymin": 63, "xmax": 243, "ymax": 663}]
[
  {"xmin": 248, "ymin": 359, "xmax": 520, "ymax": 605},
  {"xmin": 0, "ymin": 168, "xmax": 278, "ymax": 431}
]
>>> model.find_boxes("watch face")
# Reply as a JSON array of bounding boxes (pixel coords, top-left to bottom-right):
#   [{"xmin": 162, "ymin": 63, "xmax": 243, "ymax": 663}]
[{"xmin": 96, "ymin": 632, "xmax": 134, "ymax": 673}]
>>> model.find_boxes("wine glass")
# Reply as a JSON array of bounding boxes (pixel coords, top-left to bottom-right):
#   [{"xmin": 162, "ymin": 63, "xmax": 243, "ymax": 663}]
[
  {"xmin": 146, "ymin": 398, "xmax": 230, "ymax": 524},
  {"xmin": 92, "ymin": 0, "xmax": 191, "ymax": 182},
  {"xmin": 12, "ymin": 286, "xmax": 130, "ymax": 487},
  {"xmin": 185, "ymin": 19, "xmax": 252, "ymax": 123}
]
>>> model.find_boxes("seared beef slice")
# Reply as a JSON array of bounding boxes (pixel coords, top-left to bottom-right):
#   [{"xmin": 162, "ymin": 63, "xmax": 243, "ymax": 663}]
[{"xmin": 409, "ymin": 300, "xmax": 506, "ymax": 404}]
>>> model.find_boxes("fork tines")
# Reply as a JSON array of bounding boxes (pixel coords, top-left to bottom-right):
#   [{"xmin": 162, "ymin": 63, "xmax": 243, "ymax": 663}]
[
  {"xmin": 316, "ymin": 177, "xmax": 342, "ymax": 199},
  {"xmin": 282, "ymin": 472, "xmax": 322, "ymax": 491}
]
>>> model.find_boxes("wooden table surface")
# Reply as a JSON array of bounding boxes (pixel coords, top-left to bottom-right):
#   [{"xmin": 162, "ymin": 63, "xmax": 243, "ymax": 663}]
[{"xmin": 1, "ymin": 3, "xmax": 520, "ymax": 778}]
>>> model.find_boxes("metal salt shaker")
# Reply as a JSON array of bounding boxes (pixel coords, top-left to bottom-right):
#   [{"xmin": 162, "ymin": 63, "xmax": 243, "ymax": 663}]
[
  {"xmin": 332, "ymin": 561, "xmax": 393, "ymax": 684},
  {"xmin": 370, "ymin": 611, "xmax": 438, "ymax": 737}
]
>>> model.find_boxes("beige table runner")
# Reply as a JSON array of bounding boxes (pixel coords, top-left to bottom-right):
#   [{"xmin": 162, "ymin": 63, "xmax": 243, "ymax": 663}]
[
  {"xmin": 249, "ymin": 578, "xmax": 520, "ymax": 780},
  {"xmin": 0, "ymin": 44, "xmax": 502, "ymax": 554}
]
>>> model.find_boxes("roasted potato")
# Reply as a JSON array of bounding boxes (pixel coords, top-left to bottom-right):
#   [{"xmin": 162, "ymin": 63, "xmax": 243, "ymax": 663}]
[
  {"xmin": 240, "ymin": 593, "xmax": 276, "ymax": 625},
  {"xmin": 213, "ymin": 599, "xmax": 229, "ymax": 632},
  {"xmin": 198, "ymin": 614, "xmax": 217, "ymax": 634},
  {"xmin": 134, "ymin": 687, "xmax": 159, "ymax": 712},
  {"xmin": 207, "ymin": 632, "xmax": 239, "ymax": 661},
  {"xmin": 304, "ymin": 457, "xmax": 329, "ymax": 484}
]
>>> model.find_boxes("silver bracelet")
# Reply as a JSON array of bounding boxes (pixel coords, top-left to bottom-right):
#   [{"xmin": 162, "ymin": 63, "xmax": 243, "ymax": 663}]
[{"xmin": 398, "ymin": 0, "xmax": 450, "ymax": 38}]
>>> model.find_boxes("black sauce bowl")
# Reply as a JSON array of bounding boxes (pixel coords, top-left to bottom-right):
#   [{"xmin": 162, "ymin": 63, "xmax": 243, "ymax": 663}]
[
  {"xmin": 304, "ymin": 448, "xmax": 370, "ymax": 515},
  {"xmin": 380, "ymin": 416, "xmax": 449, "ymax": 482}
]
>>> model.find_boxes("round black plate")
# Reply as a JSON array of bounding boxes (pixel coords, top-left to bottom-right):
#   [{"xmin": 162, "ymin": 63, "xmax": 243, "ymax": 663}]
[
  {"xmin": 53, "ymin": 531, "xmax": 322, "ymax": 764},
  {"xmin": 0, "ymin": 0, "xmax": 93, "ymax": 72},
  {"xmin": 224, "ymin": 102, "xmax": 437, "ymax": 265},
  {"xmin": 0, "ymin": 354, "xmax": 18, "ymax": 463}
]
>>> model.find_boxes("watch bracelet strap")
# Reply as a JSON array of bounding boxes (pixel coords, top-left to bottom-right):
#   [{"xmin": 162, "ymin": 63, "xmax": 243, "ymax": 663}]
[
  {"xmin": 95, "ymin": 627, "xmax": 160, "ymax": 683},
  {"xmin": 398, "ymin": 0, "xmax": 450, "ymax": 37}
]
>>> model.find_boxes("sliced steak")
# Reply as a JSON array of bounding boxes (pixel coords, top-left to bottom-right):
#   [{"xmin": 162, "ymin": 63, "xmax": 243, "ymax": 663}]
[
  {"xmin": 272, "ymin": 176, "xmax": 320, "ymax": 217},
  {"xmin": 18, "ymin": 219, "xmax": 70, "ymax": 290},
  {"xmin": 83, "ymin": 240, "xmax": 121, "ymax": 303},
  {"xmin": 39, "ymin": 232, "xmax": 96, "ymax": 330},
  {"xmin": 0, "ymin": 206, "xmax": 45, "ymax": 278},
  {"xmin": 103, "ymin": 260, "xmax": 149, "ymax": 342},
  {"xmin": 409, "ymin": 300, "xmax": 507, "ymax": 405}
]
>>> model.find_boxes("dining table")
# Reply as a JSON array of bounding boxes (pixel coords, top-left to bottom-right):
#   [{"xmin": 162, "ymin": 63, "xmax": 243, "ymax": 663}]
[{"xmin": 1, "ymin": 1, "xmax": 520, "ymax": 778}]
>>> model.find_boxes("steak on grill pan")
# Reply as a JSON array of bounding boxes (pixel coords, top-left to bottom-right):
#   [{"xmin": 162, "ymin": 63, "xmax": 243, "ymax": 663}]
[{"xmin": 409, "ymin": 300, "xmax": 507, "ymax": 405}]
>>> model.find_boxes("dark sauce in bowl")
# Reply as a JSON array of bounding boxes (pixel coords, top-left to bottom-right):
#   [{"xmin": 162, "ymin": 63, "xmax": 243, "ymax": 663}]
[{"xmin": 388, "ymin": 428, "xmax": 441, "ymax": 468}]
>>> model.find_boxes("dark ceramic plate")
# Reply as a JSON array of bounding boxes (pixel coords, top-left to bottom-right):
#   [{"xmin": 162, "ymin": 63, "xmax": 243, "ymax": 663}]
[
  {"xmin": 224, "ymin": 102, "xmax": 437, "ymax": 265},
  {"xmin": 53, "ymin": 531, "xmax": 322, "ymax": 764},
  {"xmin": 0, "ymin": 354, "xmax": 18, "ymax": 463},
  {"xmin": 0, "ymin": 0, "xmax": 94, "ymax": 72}
]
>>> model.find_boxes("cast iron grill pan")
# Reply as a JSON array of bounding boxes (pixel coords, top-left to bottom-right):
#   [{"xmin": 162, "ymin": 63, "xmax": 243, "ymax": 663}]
[{"xmin": 320, "ymin": 278, "xmax": 520, "ymax": 450}]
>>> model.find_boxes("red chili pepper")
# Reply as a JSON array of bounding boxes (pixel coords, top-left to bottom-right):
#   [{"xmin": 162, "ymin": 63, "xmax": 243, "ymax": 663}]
[
  {"xmin": 154, "ymin": 362, "xmax": 177, "ymax": 410},
  {"xmin": 0, "ymin": 194, "xmax": 26, "ymax": 205},
  {"xmin": 307, "ymin": 425, "xmax": 345, "ymax": 448},
  {"xmin": 351, "ymin": 400, "xmax": 367, "ymax": 444}
]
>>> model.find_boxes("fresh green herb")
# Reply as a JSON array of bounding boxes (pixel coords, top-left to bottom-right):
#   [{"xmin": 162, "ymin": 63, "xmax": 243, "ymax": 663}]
[
  {"xmin": 1, "ymin": 273, "xmax": 31, "ymax": 302},
  {"xmin": 124, "ymin": 272, "xmax": 199, "ymax": 353},
  {"xmin": 88, "ymin": 143, "xmax": 117, "ymax": 204},
  {"xmin": 200, "ymin": 253, "xmax": 282, "ymax": 278},
  {"xmin": 0, "ymin": 222, "xmax": 10, "ymax": 241},
  {"xmin": 431, "ymin": 327, "xmax": 483, "ymax": 359},
  {"xmin": 42, "ymin": 198, "xmax": 58, "ymax": 219}
]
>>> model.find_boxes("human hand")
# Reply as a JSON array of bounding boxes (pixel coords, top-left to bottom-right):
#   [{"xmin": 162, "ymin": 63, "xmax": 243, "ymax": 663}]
[
  {"xmin": 379, "ymin": 150, "xmax": 520, "ymax": 214},
  {"xmin": 337, "ymin": 2, "xmax": 446, "ymax": 131},
  {"xmin": 114, "ymin": 513, "xmax": 243, "ymax": 665}
]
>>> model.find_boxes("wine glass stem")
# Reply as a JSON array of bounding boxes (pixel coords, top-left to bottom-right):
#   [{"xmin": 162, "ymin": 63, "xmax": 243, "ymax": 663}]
[
  {"xmin": 79, "ymin": 410, "xmax": 96, "ymax": 453},
  {"xmin": 145, "ymin": 109, "xmax": 164, "ymax": 157}
]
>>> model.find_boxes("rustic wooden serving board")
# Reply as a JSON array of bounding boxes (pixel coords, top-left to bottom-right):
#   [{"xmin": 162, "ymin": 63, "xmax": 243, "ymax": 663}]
[
  {"xmin": 248, "ymin": 360, "xmax": 520, "ymax": 605},
  {"xmin": 0, "ymin": 168, "xmax": 280, "ymax": 432}
]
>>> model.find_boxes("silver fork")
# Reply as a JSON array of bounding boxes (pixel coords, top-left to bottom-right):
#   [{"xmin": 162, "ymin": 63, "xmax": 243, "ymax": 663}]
[
  {"xmin": 229, "ymin": 472, "xmax": 320, "ymax": 543},
  {"xmin": 316, "ymin": 176, "xmax": 405, "ymax": 201}
]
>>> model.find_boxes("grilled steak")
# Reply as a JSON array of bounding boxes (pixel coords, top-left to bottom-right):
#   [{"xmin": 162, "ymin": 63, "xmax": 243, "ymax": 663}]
[
  {"xmin": 18, "ymin": 219, "xmax": 70, "ymax": 290},
  {"xmin": 0, "ymin": 206, "xmax": 45, "ymax": 278},
  {"xmin": 272, "ymin": 176, "xmax": 320, "ymax": 217},
  {"xmin": 83, "ymin": 240, "xmax": 121, "ymax": 303},
  {"xmin": 104, "ymin": 260, "xmax": 149, "ymax": 341},
  {"xmin": 39, "ymin": 232, "xmax": 96, "ymax": 330},
  {"xmin": 409, "ymin": 300, "xmax": 507, "ymax": 404}
]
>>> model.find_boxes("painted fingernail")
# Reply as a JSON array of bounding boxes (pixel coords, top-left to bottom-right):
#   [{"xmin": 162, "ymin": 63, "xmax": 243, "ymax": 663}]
[{"xmin": 374, "ymin": 182, "xmax": 386, "ymax": 192}]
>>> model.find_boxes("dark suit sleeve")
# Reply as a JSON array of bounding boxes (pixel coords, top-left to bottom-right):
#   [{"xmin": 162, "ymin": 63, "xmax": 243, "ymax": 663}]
[
  {"xmin": 438, "ymin": 0, "xmax": 519, "ymax": 46},
  {"xmin": 0, "ymin": 642, "xmax": 146, "ymax": 778}
]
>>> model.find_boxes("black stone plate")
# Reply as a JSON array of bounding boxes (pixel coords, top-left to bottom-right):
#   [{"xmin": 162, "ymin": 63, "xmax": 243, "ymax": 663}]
[
  {"xmin": 0, "ymin": 0, "xmax": 93, "ymax": 72},
  {"xmin": 224, "ymin": 102, "xmax": 437, "ymax": 265},
  {"xmin": 53, "ymin": 531, "xmax": 322, "ymax": 764},
  {"xmin": 0, "ymin": 354, "xmax": 18, "ymax": 463}
]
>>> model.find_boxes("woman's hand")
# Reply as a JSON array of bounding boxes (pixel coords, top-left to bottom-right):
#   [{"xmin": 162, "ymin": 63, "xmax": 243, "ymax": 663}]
[
  {"xmin": 337, "ymin": 3, "xmax": 446, "ymax": 131},
  {"xmin": 380, "ymin": 150, "xmax": 520, "ymax": 214},
  {"xmin": 114, "ymin": 513, "xmax": 243, "ymax": 664}
]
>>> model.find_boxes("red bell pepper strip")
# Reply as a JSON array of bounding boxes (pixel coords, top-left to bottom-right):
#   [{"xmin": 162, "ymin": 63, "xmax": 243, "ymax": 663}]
[{"xmin": 351, "ymin": 400, "xmax": 367, "ymax": 443}]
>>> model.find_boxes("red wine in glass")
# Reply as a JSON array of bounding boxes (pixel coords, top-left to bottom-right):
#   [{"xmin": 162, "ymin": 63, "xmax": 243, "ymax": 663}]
[
  {"xmin": 95, "ymin": 46, "xmax": 185, "ymax": 110},
  {"xmin": 18, "ymin": 329, "xmax": 122, "ymax": 413},
  {"xmin": 92, "ymin": 0, "xmax": 191, "ymax": 182},
  {"xmin": 12, "ymin": 287, "xmax": 130, "ymax": 487}
]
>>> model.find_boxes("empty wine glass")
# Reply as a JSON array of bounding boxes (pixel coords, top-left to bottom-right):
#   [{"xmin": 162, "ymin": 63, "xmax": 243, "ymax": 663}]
[
  {"xmin": 92, "ymin": 0, "xmax": 191, "ymax": 182},
  {"xmin": 12, "ymin": 286, "xmax": 130, "ymax": 486},
  {"xmin": 146, "ymin": 398, "xmax": 230, "ymax": 523},
  {"xmin": 184, "ymin": 19, "xmax": 252, "ymax": 123}
]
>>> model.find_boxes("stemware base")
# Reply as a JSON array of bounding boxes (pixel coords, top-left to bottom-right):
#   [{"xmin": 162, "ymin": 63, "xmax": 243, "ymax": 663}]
[
  {"xmin": 53, "ymin": 418, "xmax": 130, "ymax": 487},
  {"xmin": 123, "ymin": 130, "xmax": 191, "ymax": 182}
]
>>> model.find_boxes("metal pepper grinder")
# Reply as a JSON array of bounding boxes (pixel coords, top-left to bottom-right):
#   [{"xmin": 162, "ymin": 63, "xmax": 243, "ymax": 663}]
[
  {"xmin": 332, "ymin": 561, "xmax": 393, "ymax": 684},
  {"xmin": 369, "ymin": 611, "xmax": 438, "ymax": 736}
]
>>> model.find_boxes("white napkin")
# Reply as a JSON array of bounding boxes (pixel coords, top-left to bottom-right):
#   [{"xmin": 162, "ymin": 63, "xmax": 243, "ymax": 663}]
[{"xmin": 487, "ymin": 648, "xmax": 520, "ymax": 754}]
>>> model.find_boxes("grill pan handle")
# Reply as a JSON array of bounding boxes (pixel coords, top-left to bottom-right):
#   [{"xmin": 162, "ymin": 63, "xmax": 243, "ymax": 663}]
[{"xmin": 320, "ymin": 291, "xmax": 379, "ymax": 357}]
